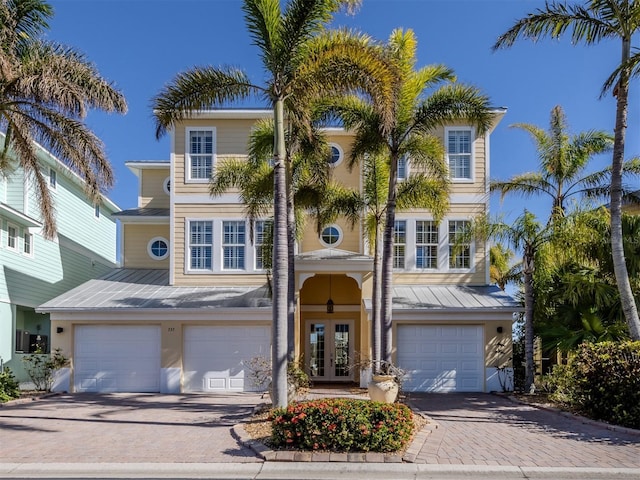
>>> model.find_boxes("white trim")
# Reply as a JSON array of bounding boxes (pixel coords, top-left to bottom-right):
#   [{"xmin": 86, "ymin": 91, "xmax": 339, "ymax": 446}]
[
  {"xmin": 389, "ymin": 216, "xmax": 476, "ymax": 273},
  {"xmin": 115, "ymin": 216, "xmax": 169, "ymax": 225},
  {"xmin": 169, "ymin": 130, "xmax": 176, "ymax": 285},
  {"xmin": 6, "ymin": 222, "xmax": 18, "ymax": 251},
  {"xmin": 147, "ymin": 236, "xmax": 169, "ymax": 261},
  {"xmin": 447, "ymin": 218, "xmax": 476, "ymax": 273},
  {"xmin": 445, "ymin": 126, "xmax": 475, "ymax": 183},
  {"xmin": 22, "ymin": 230, "xmax": 33, "ymax": 257},
  {"xmin": 185, "ymin": 218, "xmax": 214, "ymax": 273},
  {"xmin": 319, "ymin": 224, "xmax": 343, "ymax": 248},
  {"xmin": 47, "ymin": 310, "xmax": 272, "ymax": 322},
  {"xmin": 328, "ymin": 142, "xmax": 344, "ymax": 167},
  {"xmin": 173, "ymin": 193, "xmax": 242, "ymax": 204},
  {"xmin": 183, "ymin": 109, "xmax": 273, "ymax": 120},
  {"xmin": 185, "ymin": 127, "xmax": 216, "ymax": 183},
  {"xmin": 0, "ymin": 132, "xmax": 120, "ymax": 213}
]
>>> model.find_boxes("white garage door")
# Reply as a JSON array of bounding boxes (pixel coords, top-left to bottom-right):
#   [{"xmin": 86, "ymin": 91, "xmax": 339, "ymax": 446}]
[
  {"xmin": 397, "ymin": 325, "xmax": 484, "ymax": 392},
  {"xmin": 74, "ymin": 325, "xmax": 161, "ymax": 393},
  {"xmin": 183, "ymin": 326, "xmax": 270, "ymax": 392}
]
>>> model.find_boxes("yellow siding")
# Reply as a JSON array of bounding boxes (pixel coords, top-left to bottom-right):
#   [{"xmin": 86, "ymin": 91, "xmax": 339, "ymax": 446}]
[
  {"xmin": 173, "ymin": 119, "xmax": 257, "ymax": 197},
  {"xmin": 300, "ymin": 217, "xmax": 361, "ymax": 254},
  {"xmin": 122, "ymin": 224, "xmax": 171, "ymax": 269},
  {"xmin": 172, "ymin": 203, "xmax": 270, "ymax": 286},
  {"xmin": 140, "ymin": 168, "xmax": 170, "ymax": 208}
]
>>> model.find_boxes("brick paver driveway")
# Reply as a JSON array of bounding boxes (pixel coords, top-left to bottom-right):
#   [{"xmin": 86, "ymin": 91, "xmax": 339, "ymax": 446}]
[
  {"xmin": 407, "ymin": 393, "xmax": 640, "ymax": 467},
  {"xmin": 0, "ymin": 393, "xmax": 263, "ymax": 463}
]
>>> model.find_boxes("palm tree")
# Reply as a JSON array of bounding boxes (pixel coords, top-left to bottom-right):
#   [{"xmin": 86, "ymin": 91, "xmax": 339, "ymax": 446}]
[
  {"xmin": 491, "ymin": 105, "xmax": 629, "ymax": 221},
  {"xmin": 332, "ymin": 28, "xmax": 493, "ymax": 364},
  {"xmin": 489, "ymin": 211, "xmax": 556, "ymax": 391},
  {"xmin": 0, "ymin": 0, "xmax": 127, "ymax": 237},
  {"xmin": 489, "ymin": 244, "xmax": 522, "ymax": 291},
  {"xmin": 493, "ymin": 0, "xmax": 640, "ymax": 341},
  {"xmin": 320, "ymin": 152, "xmax": 449, "ymax": 370},
  {"xmin": 152, "ymin": 0, "xmax": 396, "ymax": 408}
]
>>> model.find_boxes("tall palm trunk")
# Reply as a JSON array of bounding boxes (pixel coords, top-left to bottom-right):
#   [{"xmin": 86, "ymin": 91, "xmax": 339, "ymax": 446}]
[
  {"xmin": 381, "ymin": 152, "xmax": 399, "ymax": 363},
  {"xmin": 286, "ymin": 154, "xmax": 297, "ymax": 361},
  {"xmin": 272, "ymin": 98, "xmax": 288, "ymax": 407},
  {"xmin": 523, "ymin": 247, "xmax": 535, "ymax": 392},
  {"xmin": 611, "ymin": 37, "xmax": 640, "ymax": 340},
  {"xmin": 371, "ymin": 222, "xmax": 383, "ymax": 372}
]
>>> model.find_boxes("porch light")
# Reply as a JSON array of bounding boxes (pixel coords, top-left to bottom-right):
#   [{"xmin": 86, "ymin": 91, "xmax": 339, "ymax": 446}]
[
  {"xmin": 326, "ymin": 298, "xmax": 334, "ymax": 314},
  {"xmin": 326, "ymin": 274, "xmax": 334, "ymax": 314}
]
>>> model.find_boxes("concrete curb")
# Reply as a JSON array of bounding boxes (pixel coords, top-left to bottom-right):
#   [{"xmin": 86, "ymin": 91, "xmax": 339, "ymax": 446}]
[{"xmin": 2, "ymin": 462, "xmax": 640, "ymax": 479}]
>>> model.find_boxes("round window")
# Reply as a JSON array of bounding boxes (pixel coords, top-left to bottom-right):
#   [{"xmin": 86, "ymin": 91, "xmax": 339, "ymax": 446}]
[
  {"xmin": 147, "ymin": 237, "xmax": 169, "ymax": 260},
  {"xmin": 327, "ymin": 143, "xmax": 343, "ymax": 167},
  {"xmin": 163, "ymin": 177, "xmax": 171, "ymax": 195},
  {"xmin": 320, "ymin": 225, "xmax": 342, "ymax": 248}
]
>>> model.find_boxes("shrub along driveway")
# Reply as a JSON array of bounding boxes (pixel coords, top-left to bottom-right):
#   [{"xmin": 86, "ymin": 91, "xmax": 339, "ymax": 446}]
[
  {"xmin": 0, "ymin": 392, "xmax": 263, "ymax": 463},
  {"xmin": 406, "ymin": 393, "xmax": 640, "ymax": 468}
]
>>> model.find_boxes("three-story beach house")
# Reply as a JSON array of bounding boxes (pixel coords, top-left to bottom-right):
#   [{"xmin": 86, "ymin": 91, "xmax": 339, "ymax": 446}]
[{"xmin": 39, "ymin": 109, "xmax": 518, "ymax": 394}]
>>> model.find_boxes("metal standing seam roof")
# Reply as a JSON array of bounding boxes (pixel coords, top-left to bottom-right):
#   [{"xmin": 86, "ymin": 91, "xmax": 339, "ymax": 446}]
[
  {"xmin": 37, "ymin": 269, "xmax": 271, "ymax": 312},
  {"xmin": 38, "ymin": 269, "xmax": 520, "ymax": 313},
  {"xmin": 383, "ymin": 284, "xmax": 521, "ymax": 311}
]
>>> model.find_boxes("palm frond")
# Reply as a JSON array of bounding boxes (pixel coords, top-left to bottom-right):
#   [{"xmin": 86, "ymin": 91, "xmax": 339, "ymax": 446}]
[
  {"xmin": 414, "ymin": 83, "xmax": 493, "ymax": 136},
  {"xmin": 152, "ymin": 66, "xmax": 260, "ymax": 138},
  {"xmin": 493, "ymin": 1, "xmax": 618, "ymax": 50}
]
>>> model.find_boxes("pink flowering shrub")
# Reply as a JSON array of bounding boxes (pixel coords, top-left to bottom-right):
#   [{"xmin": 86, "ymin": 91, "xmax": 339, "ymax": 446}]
[{"xmin": 269, "ymin": 398, "xmax": 414, "ymax": 452}]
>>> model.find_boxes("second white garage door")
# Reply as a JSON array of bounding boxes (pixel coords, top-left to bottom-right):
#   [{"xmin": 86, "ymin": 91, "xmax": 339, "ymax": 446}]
[
  {"xmin": 183, "ymin": 326, "xmax": 270, "ymax": 392},
  {"xmin": 397, "ymin": 325, "xmax": 484, "ymax": 392},
  {"xmin": 74, "ymin": 325, "xmax": 161, "ymax": 393}
]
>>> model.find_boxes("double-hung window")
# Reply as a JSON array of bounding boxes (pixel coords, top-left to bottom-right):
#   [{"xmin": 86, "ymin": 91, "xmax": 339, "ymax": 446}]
[
  {"xmin": 223, "ymin": 221, "xmax": 245, "ymax": 270},
  {"xmin": 447, "ymin": 129, "xmax": 472, "ymax": 180},
  {"xmin": 7, "ymin": 224, "xmax": 17, "ymax": 250},
  {"xmin": 416, "ymin": 221, "xmax": 438, "ymax": 269},
  {"xmin": 254, "ymin": 220, "xmax": 271, "ymax": 270},
  {"xmin": 189, "ymin": 220, "xmax": 213, "ymax": 270},
  {"xmin": 448, "ymin": 220, "xmax": 471, "ymax": 269},
  {"xmin": 187, "ymin": 128, "xmax": 214, "ymax": 181},
  {"xmin": 393, "ymin": 220, "xmax": 406, "ymax": 269},
  {"xmin": 23, "ymin": 232, "xmax": 32, "ymax": 255}
]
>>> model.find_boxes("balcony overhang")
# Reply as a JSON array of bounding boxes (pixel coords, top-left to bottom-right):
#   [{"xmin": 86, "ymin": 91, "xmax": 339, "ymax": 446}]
[{"xmin": 0, "ymin": 203, "xmax": 41, "ymax": 228}]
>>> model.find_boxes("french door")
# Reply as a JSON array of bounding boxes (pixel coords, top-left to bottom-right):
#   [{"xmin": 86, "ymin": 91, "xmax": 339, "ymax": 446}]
[{"xmin": 306, "ymin": 320, "xmax": 354, "ymax": 382}]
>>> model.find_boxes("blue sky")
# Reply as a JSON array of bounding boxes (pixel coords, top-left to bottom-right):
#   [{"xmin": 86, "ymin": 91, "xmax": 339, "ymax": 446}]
[{"xmin": 46, "ymin": 0, "xmax": 639, "ymax": 223}]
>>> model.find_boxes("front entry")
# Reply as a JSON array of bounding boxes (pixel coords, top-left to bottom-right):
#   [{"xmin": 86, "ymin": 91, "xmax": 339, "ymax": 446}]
[{"xmin": 306, "ymin": 320, "xmax": 354, "ymax": 382}]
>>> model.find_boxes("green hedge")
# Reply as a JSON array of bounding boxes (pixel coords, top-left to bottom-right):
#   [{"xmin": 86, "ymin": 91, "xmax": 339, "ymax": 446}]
[
  {"xmin": 270, "ymin": 398, "xmax": 414, "ymax": 452},
  {"xmin": 569, "ymin": 341, "xmax": 640, "ymax": 429},
  {"xmin": 0, "ymin": 367, "xmax": 20, "ymax": 403}
]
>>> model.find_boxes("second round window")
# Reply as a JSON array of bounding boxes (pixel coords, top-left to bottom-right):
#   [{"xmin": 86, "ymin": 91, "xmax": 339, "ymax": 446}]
[{"xmin": 320, "ymin": 225, "xmax": 342, "ymax": 248}]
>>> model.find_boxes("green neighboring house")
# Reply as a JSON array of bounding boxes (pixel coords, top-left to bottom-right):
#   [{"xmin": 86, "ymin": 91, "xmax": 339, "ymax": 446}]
[{"xmin": 0, "ymin": 133, "xmax": 119, "ymax": 386}]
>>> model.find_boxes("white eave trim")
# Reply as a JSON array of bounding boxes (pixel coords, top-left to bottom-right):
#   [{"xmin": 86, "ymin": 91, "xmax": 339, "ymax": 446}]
[
  {"xmin": 0, "ymin": 202, "xmax": 42, "ymax": 227},
  {"xmin": 114, "ymin": 216, "xmax": 170, "ymax": 224}
]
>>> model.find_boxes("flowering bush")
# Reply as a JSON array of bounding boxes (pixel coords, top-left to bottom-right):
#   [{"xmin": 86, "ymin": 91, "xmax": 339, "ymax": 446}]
[{"xmin": 269, "ymin": 398, "xmax": 414, "ymax": 452}]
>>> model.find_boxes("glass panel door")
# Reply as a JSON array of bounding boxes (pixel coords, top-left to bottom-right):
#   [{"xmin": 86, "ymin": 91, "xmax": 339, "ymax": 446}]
[{"xmin": 307, "ymin": 320, "xmax": 354, "ymax": 382}]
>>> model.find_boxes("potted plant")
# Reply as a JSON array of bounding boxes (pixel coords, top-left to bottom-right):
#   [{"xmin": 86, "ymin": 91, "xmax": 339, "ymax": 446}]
[{"xmin": 367, "ymin": 361, "xmax": 404, "ymax": 403}]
